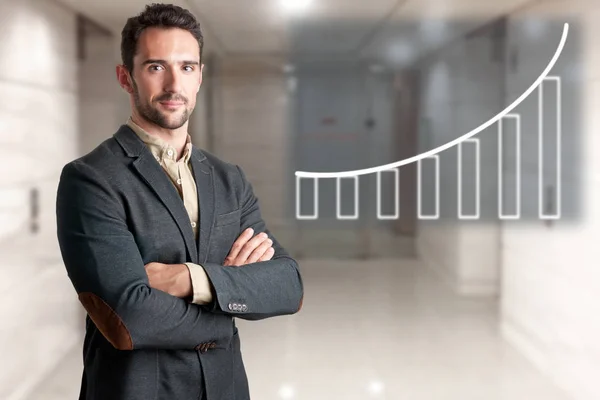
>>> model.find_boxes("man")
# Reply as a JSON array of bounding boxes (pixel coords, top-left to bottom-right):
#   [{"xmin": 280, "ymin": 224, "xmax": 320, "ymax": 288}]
[{"xmin": 56, "ymin": 4, "xmax": 303, "ymax": 400}]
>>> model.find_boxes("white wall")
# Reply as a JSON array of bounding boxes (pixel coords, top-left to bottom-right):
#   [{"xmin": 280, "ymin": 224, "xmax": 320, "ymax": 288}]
[
  {"xmin": 0, "ymin": 0, "xmax": 83, "ymax": 399},
  {"xmin": 417, "ymin": 22, "xmax": 504, "ymax": 296},
  {"xmin": 501, "ymin": 1, "xmax": 600, "ymax": 399},
  {"xmin": 79, "ymin": 32, "xmax": 121, "ymax": 154}
]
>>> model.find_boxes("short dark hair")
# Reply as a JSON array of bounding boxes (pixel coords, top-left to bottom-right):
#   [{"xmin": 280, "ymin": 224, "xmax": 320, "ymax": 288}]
[{"xmin": 120, "ymin": 3, "xmax": 204, "ymax": 74}]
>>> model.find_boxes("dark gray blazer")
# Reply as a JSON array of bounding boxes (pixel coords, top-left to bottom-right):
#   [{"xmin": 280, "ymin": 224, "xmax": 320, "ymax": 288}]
[{"xmin": 56, "ymin": 125, "xmax": 304, "ymax": 400}]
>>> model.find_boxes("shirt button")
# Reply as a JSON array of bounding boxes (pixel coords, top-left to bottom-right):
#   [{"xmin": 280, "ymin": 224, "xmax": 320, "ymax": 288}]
[
  {"xmin": 177, "ymin": 179, "xmax": 182, "ymax": 185},
  {"xmin": 167, "ymin": 149, "xmax": 174, "ymax": 157},
  {"xmin": 191, "ymin": 222, "xmax": 197, "ymax": 228}
]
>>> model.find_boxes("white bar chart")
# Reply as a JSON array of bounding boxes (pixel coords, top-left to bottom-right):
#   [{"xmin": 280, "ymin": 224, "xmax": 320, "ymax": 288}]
[
  {"xmin": 294, "ymin": 23, "xmax": 567, "ymax": 222},
  {"xmin": 295, "ymin": 76, "xmax": 563, "ymax": 222}
]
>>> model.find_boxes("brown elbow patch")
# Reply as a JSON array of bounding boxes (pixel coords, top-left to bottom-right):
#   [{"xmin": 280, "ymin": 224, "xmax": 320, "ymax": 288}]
[{"xmin": 79, "ymin": 292, "xmax": 133, "ymax": 350}]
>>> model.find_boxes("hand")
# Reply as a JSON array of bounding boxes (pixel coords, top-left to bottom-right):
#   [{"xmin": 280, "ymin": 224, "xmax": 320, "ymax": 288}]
[
  {"xmin": 223, "ymin": 228, "xmax": 275, "ymax": 267},
  {"xmin": 144, "ymin": 262, "xmax": 192, "ymax": 298}
]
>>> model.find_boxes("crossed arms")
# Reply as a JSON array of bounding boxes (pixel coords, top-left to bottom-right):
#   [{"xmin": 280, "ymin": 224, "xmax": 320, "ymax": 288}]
[
  {"xmin": 145, "ymin": 227, "xmax": 278, "ymax": 303},
  {"xmin": 56, "ymin": 161, "xmax": 303, "ymax": 351}
]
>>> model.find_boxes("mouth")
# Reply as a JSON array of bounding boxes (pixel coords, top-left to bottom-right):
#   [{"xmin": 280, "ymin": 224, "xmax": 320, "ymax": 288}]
[{"xmin": 159, "ymin": 101, "xmax": 185, "ymax": 109}]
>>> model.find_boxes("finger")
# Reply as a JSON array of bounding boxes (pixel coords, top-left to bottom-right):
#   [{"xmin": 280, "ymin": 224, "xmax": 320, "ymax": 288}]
[
  {"xmin": 247, "ymin": 239, "xmax": 273, "ymax": 264},
  {"xmin": 257, "ymin": 246, "xmax": 275, "ymax": 262},
  {"xmin": 224, "ymin": 228, "xmax": 254, "ymax": 265},
  {"xmin": 236, "ymin": 232, "xmax": 269, "ymax": 264},
  {"xmin": 224, "ymin": 259, "xmax": 240, "ymax": 267}
]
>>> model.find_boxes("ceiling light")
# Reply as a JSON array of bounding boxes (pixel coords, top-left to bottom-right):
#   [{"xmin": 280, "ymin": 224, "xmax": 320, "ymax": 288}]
[
  {"xmin": 367, "ymin": 380, "xmax": 385, "ymax": 395},
  {"xmin": 280, "ymin": 0, "xmax": 313, "ymax": 13},
  {"xmin": 278, "ymin": 384, "xmax": 295, "ymax": 399}
]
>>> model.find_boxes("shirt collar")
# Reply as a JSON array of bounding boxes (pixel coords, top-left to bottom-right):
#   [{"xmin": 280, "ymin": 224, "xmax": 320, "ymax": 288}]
[{"xmin": 126, "ymin": 117, "xmax": 192, "ymax": 163}]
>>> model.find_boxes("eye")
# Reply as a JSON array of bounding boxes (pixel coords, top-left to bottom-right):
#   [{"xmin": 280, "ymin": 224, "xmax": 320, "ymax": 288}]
[
  {"xmin": 183, "ymin": 65, "xmax": 194, "ymax": 72},
  {"xmin": 149, "ymin": 65, "xmax": 164, "ymax": 72}
]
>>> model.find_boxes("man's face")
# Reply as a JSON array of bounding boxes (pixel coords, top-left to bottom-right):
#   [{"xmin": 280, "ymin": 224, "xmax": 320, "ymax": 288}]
[{"xmin": 125, "ymin": 27, "xmax": 203, "ymax": 130}]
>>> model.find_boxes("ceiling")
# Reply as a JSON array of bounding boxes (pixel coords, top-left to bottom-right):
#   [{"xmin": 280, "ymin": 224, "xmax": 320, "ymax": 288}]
[{"xmin": 55, "ymin": 0, "xmax": 533, "ymax": 67}]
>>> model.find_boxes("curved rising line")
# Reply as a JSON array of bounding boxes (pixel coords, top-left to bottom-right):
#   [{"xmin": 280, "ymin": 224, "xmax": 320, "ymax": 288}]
[{"xmin": 296, "ymin": 23, "xmax": 569, "ymax": 178}]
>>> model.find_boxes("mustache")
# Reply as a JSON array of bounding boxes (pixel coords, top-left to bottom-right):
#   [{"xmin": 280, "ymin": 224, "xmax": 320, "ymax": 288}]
[{"xmin": 156, "ymin": 94, "xmax": 187, "ymax": 103}]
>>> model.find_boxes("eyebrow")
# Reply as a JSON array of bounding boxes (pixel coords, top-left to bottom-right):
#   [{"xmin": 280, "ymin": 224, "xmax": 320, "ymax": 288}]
[{"xmin": 141, "ymin": 59, "xmax": 200, "ymax": 66}]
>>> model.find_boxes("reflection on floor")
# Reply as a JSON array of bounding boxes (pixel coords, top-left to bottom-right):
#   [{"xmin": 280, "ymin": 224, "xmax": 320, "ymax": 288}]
[{"xmin": 30, "ymin": 258, "xmax": 572, "ymax": 400}]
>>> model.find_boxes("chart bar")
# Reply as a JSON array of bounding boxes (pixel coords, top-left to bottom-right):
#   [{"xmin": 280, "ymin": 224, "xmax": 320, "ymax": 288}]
[
  {"xmin": 336, "ymin": 176, "xmax": 359, "ymax": 220},
  {"xmin": 458, "ymin": 139, "xmax": 480, "ymax": 219},
  {"xmin": 296, "ymin": 176, "xmax": 319, "ymax": 220},
  {"xmin": 539, "ymin": 76, "xmax": 562, "ymax": 219},
  {"xmin": 499, "ymin": 114, "xmax": 521, "ymax": 219},
  {"xmin": 376, "ymin": 168, "xmax": 399, "ymax": 220},
  {"xmin": 418, "ymin": 156, "xmax": 440, "ymax": 220}
]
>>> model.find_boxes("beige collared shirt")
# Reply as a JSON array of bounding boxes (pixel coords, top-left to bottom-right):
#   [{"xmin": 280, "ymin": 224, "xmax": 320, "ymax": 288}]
[{"xmin": 126, "ymin": 117, "xmax": 212, "ymax": 305}]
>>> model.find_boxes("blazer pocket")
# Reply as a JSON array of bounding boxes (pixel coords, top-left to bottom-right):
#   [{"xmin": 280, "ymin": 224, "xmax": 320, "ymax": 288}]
[{"xmin": 214, "ymin": 209, "xmax": 241, "ymax": 227}]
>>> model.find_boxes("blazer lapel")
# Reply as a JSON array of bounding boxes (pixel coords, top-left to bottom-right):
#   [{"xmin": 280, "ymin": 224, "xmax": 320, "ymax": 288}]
[
  {"xmin": 114, "ymin": 125, "xmax": 199, "ymax": 264},
  {"xmin": 190, "ymin": 148, "xmax": 215, "ymax": 264}
]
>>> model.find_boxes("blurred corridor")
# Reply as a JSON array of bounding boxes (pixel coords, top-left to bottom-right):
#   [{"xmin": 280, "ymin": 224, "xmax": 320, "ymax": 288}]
[
  {"xmin": 32, "ymin": 259, "xmax": 572, "ymax": 400},
  {"xmin": 1, "ymin": 0, "xmax": 598, "ymax": 399}
]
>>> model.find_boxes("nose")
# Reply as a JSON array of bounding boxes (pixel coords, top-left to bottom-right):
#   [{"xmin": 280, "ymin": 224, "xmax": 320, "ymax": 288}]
[{"xmin": 163, "ymin": 67, "xmax": 182, "ymax": 94}]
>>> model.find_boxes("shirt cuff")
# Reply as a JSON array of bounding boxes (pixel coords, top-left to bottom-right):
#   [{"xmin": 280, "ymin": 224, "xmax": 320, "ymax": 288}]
[{"xmin": 184, "ymin": 262, "xmax": 213, "ymax": 305}]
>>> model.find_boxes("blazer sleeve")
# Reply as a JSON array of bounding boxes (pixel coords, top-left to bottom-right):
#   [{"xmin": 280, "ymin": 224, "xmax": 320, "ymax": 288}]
[
  {"xmin": 201, "ymin": 165, "xmax": 304, "ymax": 320},
  {"xmin": 56, "ymin": 161, "xmax": 232, "ymax": 350}
]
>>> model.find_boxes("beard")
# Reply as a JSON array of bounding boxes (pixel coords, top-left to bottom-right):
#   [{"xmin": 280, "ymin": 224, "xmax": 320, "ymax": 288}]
[{"xmin": 132, "ymin": 79, "xmax": 192, "ymax": 130}]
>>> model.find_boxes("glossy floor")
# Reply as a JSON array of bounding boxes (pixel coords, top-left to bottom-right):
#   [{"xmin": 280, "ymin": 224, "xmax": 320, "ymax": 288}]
[{"xmin": 30, "ymin": 258, "xmax": 571, "ymax": 400}]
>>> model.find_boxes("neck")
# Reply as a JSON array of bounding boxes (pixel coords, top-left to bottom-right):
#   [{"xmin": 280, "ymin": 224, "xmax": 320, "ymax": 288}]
[{"xmin": 131, "ymin": 112, "xmax": 189, "ymax": 159}]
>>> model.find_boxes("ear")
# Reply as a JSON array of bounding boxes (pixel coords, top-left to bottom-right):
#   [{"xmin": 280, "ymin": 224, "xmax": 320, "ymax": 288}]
[{"xmin": 116, "ymin": 65, "xmax": 134, "ymax": 94}]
